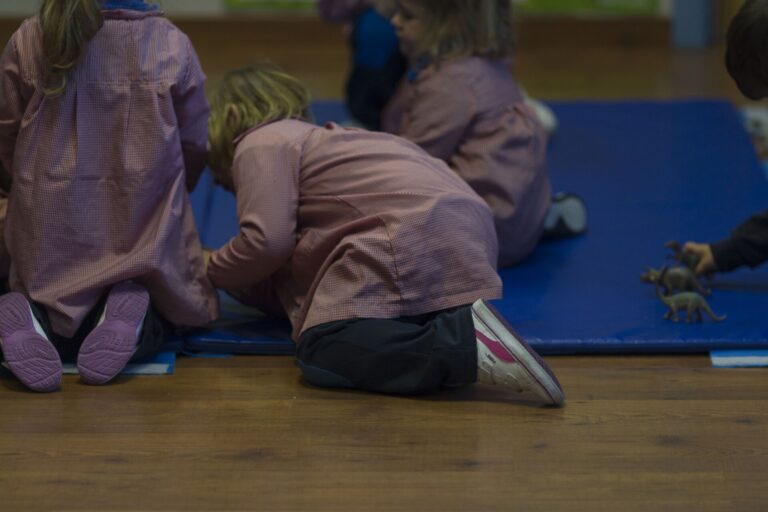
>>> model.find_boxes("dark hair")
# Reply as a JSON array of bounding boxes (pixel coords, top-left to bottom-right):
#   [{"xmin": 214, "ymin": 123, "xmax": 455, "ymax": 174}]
[{"xmin": 726, "ymin": 0, "xmax": 768, "ymax": 100}]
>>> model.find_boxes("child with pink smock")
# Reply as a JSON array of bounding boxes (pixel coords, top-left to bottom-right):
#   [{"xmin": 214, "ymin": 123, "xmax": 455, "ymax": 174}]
[
  {"xmin": 0, "ymin": 0, "xmax": 219, "ymax": 392},
  {"xmin": 382, "ymin": 0, "xmax": 587, "ymax": 267},
  {"xmin": 205, "ymin": 63, "xmax": 564, "ymax": 406}
]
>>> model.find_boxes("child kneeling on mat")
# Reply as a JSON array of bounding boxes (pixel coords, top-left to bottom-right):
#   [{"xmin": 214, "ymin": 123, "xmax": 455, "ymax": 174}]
[
  {"xmin": 0, "ymin": 0, "xmax": 219, "ymax": 392},
  {"xmin": 205, "ymin": 63, "xmax": 564, "ymax": 406}
]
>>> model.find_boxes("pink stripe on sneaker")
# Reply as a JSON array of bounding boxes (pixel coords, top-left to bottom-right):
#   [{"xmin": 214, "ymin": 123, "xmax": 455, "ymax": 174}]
[{"xmin": 476, "ymin": 330, "xmax": 517, "ymax": 363}]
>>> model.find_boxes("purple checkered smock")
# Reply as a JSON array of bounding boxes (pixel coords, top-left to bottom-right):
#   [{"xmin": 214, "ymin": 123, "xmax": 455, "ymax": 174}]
[
  {"xmin": 382, "ymin": 57, "xmax": 552, "ymax": 267},
  {"xmin": 0, "ymin": 10, "xmax": 219, "ymax": 337},
  {"xmin": 208, "ymin": 120, "xmax": 502, "ymax": 341}
]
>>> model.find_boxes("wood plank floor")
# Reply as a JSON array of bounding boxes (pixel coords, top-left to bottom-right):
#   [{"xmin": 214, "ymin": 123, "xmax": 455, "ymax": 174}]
[
  {"xmin": 2, "ymin": 355, "xmax": 767, "ymax": 511},
  {"xmin": 1, "ymin": 16, "xmax": 767, "ymax": 512}
]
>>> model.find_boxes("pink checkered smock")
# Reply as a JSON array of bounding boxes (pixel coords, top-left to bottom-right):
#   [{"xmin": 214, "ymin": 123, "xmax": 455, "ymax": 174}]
[
  {"xmin": 207, "ymin": 120, "xmax": 502, "ymax": 341},
  {"xmin": 0, "ymin": 10, "xmax": 219, "ymax": 337},
  {"xmin": 382, "ymin": 57, "xmax": 552, "ymax": 267}
]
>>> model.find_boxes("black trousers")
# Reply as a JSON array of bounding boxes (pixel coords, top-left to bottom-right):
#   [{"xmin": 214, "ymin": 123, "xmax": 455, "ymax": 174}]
[
  {"xmin": 296, "ymin": 306, "xmax": 477, "ymax": 395},
  {"xmin": 0, "ymin": 292, "xmax": 169, "ymax": 364}
]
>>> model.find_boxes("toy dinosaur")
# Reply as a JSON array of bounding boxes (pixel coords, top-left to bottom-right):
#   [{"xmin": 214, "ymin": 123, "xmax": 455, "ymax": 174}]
[
  {"xmin": 641, "ymin": 265, "xmax": 711, "ymax": 296},
  {"xmin": 665, "ymin": 240, "xmax": 701, "ymax": 271},
  {"xmin": 655, "ymin": 268, "xmax": 725, "ymax": 323}
]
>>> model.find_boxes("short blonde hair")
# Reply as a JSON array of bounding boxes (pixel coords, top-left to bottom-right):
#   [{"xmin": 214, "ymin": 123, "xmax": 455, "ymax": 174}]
[
  {"xmin": 403, "ymin": 0, "xmax": 514, "ymax": 63},
  {"xmin": 208, "ymin": 63, "xmax": 311, "ymax": 189}
]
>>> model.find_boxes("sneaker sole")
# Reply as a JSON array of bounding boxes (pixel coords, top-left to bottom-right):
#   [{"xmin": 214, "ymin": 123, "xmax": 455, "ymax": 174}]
[
  {"xmin": 77, "ymin": 283, "xmax": 149, "ymax": 385},
  {"xmin": 472, "ymin": 299, "xmax": 565, "ymax": 406},
  {"xmin": 0, "ymin": 293, "xmax": 61, "ymax": 392}
]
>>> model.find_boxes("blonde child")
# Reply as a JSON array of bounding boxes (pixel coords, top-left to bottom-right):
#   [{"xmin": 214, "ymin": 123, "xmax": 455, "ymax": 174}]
[
  {"xmin": 381, "ymin": 0, "xmax": 586, "ymax": 267},
  {"xmin": 205, "ymin": 64, "xmax": 564, "ymax": 405},
  {"xmin": 0, "ymin": 0, "xmax": 219, "ymax": 392}
]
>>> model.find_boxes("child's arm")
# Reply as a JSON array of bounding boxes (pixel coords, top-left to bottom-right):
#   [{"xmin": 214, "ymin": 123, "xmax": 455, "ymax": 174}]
[
  {"xmin": 387, "ymin": 70, "xmax": 476, "ymax": 162},
  {"xmin": 0, "ymin": 36, "xmax": 24, "ymax": 173},
  {"xmin": 207, "ymin": 142, "xmax": 299, "ymax": 291},
  {"xmin": 173, "ymin": 36, "xmax": 209, "ymax": 192},
  {"xmin": 708, "ymin": 211, "xmax": 768, "ymax": 272}
]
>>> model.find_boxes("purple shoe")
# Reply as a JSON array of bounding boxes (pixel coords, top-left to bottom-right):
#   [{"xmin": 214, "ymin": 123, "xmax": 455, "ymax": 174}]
[
  {"xmin": 77, "ymin": 282, "xmax": 149, "ymax": 385},
  {"xmin": 0, "ymin": 292, "xmax": 62, "ymax": 392},
  {"xmin": 472, "ymin": 299, "xmax": 565, "ymax": 406}
]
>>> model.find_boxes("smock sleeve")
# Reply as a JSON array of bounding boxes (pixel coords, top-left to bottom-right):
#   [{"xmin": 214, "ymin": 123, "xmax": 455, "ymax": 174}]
[
  {"xmin": 711, "ymin": 210, "xmax": 768, "ymax": 272},
  {"xmin": 207, "ymin": 139, "xmax": 300, "ymax": 290}
]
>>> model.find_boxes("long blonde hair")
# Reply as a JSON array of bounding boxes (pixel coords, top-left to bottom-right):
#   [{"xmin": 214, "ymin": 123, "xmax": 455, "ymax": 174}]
[
  {"xmin": 39, "ymin": 0, "xmax": 104, "ymax": 97},
  {"xmin": 404, "ymin": 0, "xmax": 514, "ymax": 63},
  {"xmin": 208, "ymin": 63, "xmax": 311, "ymax": 189}
]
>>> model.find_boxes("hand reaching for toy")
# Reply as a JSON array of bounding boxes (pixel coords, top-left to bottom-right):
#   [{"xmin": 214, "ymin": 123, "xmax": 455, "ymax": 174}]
[{"xmin": 683, "ymin": 242, "xmax": 717, "ymax": 276}]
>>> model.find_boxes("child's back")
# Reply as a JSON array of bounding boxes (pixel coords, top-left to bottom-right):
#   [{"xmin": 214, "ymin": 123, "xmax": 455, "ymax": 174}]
[
  {"xmin": 0, "ymin": 9, "xmax": 218, "ymax": 339},
  {"xmin": 382, "ymin": 55, "xmax": 551, "ymax": 266},
  {"xmin": 212, "ymin": 119, "xmax": 501, "ymax": 339}
]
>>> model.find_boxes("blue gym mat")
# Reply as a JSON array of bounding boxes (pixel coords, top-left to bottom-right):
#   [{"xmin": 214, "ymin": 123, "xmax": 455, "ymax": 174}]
[{"xmin": 185, "ymin": 99, "xmax": 768, "ymax": 355}]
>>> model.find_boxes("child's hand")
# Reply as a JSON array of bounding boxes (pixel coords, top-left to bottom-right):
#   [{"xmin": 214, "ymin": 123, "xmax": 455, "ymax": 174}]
[
  {"xmin": 202, "ymin": 247, "xmax": 213, "ymax": 271},
  {"xmin": 683, "ymin": 241, "xmax": 717, "ymax": 276}
]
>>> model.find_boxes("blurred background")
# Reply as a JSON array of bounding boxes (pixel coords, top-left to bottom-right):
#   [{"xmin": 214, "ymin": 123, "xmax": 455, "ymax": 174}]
[{"xmin": 0, "ymin": 0, "xmax": 750, "ymax": 104}]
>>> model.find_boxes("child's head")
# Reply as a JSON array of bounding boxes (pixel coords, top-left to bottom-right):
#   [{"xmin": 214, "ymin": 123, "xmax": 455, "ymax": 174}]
[
  {"xmin": 390, "ymin": 0, "xmax": 514, "ymax": 64},
  {"xmin": 726, "ymin": 0, "xmax": 768, "ymax": 100},
  {"xmin": 208, "ymin": 63, "xmax": 311, "ymax": 190},
  {"xmin": 39, "ymin": 0, "xmax": 104, "ymax": 97}
]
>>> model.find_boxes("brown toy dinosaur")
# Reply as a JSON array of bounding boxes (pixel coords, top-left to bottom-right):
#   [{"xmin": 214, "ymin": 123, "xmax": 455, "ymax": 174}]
[
  {"xmin": 665, "ymin": 240, "xmax": 701, "ymax": 271},
  {"xmin": 655, "ymin": 268, "xmax": 725, "ymax": 323},
  {"xmin": 641, "ymin": 265, "xmax": 711, "ymax": 296}
]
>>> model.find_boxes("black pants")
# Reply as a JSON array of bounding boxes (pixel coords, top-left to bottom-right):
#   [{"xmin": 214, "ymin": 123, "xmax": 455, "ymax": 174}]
[
  {"xmin": 296, "ymin": 306, "xmax": 477, "ymax": 395},
  {"xmin": 0, "ymin": 293, "xmax": 169, "ymax": 364}
]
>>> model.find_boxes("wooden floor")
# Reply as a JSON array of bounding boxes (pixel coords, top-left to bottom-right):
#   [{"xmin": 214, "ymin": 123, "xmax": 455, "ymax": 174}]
[
  {"xmin": 1, "ymin": 16, "xmax": 767, "ymax": 512},
  {"xmin": 3, "ymin": 355, "xmax": 767, "ymax": 511}
]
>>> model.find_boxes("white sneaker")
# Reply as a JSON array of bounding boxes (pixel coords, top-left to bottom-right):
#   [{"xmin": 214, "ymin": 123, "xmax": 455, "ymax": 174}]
[
  {"xmin": 543, "ymin": 192, "xmax": 587, "ymax": 239},
  {"xmin": 523, "ymin": 96, "xmax": 558, "ymax": 135},
  {"xmin": 472, "ymin": 299, "xmax": 564, "ymax": 406}
]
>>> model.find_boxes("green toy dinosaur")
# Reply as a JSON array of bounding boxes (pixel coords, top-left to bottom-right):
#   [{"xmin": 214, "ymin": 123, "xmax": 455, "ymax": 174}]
[
  {"xmin": 655, "ymin": 268, "xmax": 726, "ymax": 323},
  {"xmin": 641, "ymin": 265, "xmax": 711, "ymax": 296}
]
